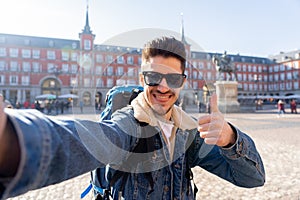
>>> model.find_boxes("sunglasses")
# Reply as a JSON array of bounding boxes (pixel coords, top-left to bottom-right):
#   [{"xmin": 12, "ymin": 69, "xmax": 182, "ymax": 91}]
[{"xmin": 142, "ymin": 71, "xmax": 186, "ymax": 88}]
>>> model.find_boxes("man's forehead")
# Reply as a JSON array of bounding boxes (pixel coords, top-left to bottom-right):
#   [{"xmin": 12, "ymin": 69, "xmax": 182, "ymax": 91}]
[{"xmin": 141, "ymin": 63, "xmax": 181, "ymax": 73}]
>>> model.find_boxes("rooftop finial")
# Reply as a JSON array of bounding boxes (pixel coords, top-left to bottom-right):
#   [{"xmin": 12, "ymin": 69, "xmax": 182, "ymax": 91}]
[
  {"xmin": 180, "ymin": 13, "xmax": 188, "ymax": 44},
  {"xmin": 82, "ymin": 0, "xmax": 92, "ymax": 34}
]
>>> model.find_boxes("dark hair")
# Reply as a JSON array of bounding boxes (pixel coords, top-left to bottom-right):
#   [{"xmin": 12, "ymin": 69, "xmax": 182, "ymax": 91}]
[{"xmin": 142, "ymin": 36, "xmax": 186, "ymax": 73}]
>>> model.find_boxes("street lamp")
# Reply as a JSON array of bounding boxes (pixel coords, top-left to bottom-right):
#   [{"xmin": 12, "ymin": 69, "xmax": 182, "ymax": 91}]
[
  {"xmin": 253, "ymin": 74, "xmax": 261, "ymax": 110},
  {"xmin": 52, "ymin": 66, "xmax": 62, "ymax": 100}
]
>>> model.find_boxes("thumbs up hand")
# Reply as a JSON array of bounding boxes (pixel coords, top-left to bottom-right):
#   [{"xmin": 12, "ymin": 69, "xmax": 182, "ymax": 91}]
[{"xmin": 198, "ymin": 93, "xmax": 237, "ymax": 147}]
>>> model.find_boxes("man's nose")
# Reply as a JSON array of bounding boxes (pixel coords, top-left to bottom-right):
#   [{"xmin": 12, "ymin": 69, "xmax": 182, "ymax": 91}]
[{"xmin": 157, "ymin": 78, "xmax": 170, "ymax": 92}]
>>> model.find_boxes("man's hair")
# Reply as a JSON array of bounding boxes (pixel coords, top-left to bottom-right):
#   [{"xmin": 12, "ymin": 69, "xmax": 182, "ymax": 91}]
[{"xmin": 142, "ymin": 36, "xmax": 186, "ymax": 73}]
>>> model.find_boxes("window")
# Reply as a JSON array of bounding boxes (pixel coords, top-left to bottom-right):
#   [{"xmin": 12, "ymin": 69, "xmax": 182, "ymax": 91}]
[
  {"xmin": 127, "ymin": 56, "xmax": 133, "ymax": 64},
  {"xmin": 71, "ymin": 64, "xmax": 78, "ymax": 74},
  {"xmin": 71, "ymin": 52, "xmax": 78, "ymax": 61},
  {"xmin": 193, "ymin": 71, "xmax": 197, "ymax": 79},
  {"xmin": 62, "ymin": 64, "xmax": 69, "ymax": 73},
  {"xmin": 95, "ymin": 66, "xmax": 102, "ymax": 75},
  {"xmin": 0, "ymin": 75, "xmax": 5, "ymax": 85},
  {"xmin": 107, "ymin": 78, "xmax": 113, "ymax": 88},
  {"xmin": 207, "ymin": 72, "xmax": 212, "ymax": 80},
  {"xmin": 116, "ymin": 79, "xmax": 126, "ymax": 86},
  {"xmin": 107, "ymin": 66, "xmax": 114, "ymax": 76},
  {"xmin": 207, "ymin": 62, "xmax": 211, "ymax": 70},
  {"xmin": 0, "ymin": 48, "xmax": 6, "ymax": 57},
  {"xmin": 294, "ymin": 81, "xmax": 299, "ymax": 89},
  {"xmin": 294, "ymin": 61, "xmax": 299, "ymax": 69},
  {"xmin": 32, "ymin": 62, "xmax": 40, "ymax": 73},
  {"xmin": 10, "ymin": 76, "xmax": 18, "ymax": 85},
  {"xmin": 248, "ymin": 65, "xmax": 252, "ymax": 72},
  {"xmin": 269, "ymin": 75, "xmax": 273, "ymax": 82},
  {"xmin": 280, "ymin": 73, "xmax": 285, "ymax": 81},
  {"xmin": 47, "ymin": 63, "xmax": 55, "ymax": 73},
  {"xmin": 199, "ymin": 62, "xmax": 204, "ymax": 69},
  {"xmin": 279, "ymin": 64, "xmax": 285, "ymax": 71},
  {"xmin": 10, "ymin": 61, "xmax": 18, "ymax": 71},
  {"xmin": 269, "ymin": 66, "xmax": 273, "ymax": 73},
  {"xmin": 22, "ymin": 49, "xmax": 31, "ymax": 58},
  {"xmin": 47, "ymin": 51, "xmax": 56, "ymax": 60},
  {"xmin": 243, "ymin": 83, "xmax": 248, "ymax": 91},
  {"xmin": 84, "ymin": 40, "xmax": 91, "ymax": 50},
  {"xmin": 21, "ymin": 76, "xmax": 30, "ymax": 85},
  {"xmin": 9, "ymin": 48, "xmax": 18, "ymax": 57},
  {"xmin": 83, "ymin": 66, "xmax": 91, "ymax": 74},
  {"xmin": 62, "ymin": 51, "xmax": 69, "ymax": 61},
  {"xmin": 293, "ymin": 71, "xmax": 299, "ymax": 79},
  {"xmin": 96, "ymin": 78, "xmax": 103, "ymax": 87},
  {"xmin": 0, "ymin": 61, "xmax": 5, "ymax": 71},
  {"xmin": 117, "ymin": 66, "xmax": 123, "ymax": 76},
  {"xmin": 138, "ymin": 57, "xmax": 142, "ymax": 65},
  {"xmin": 106, "ymin": 55, "xmax": 113, "ymax": 63},
  {"xmin": 32, "ymin": 49, "xmax": 40, "ymax": 59},
  {"xmin": 128, "ymin": 67, "xmax": 135, "ymax": 77},
  {"xmin": 242, "ymin": 65, "xmax": 247, "ymax": 72},
  {"xmin": 287, "ymin": 72, "xmax": 292, "ymax": 80},
  {"xmin": 22, "ymin": 62, "xmax": 31, "ymax": 72},
  {"xmin": 253, "ymin": 65, "xmax": 257, "ymax": 72},
  {"xmin": 127, "ymin": 79, "xmax": 136, "ymax": 85},
  {"xmin": 237, "ymin": 73, "xmax": 242, "ymax": 81},
  {"xmin": 96, "ymin": 54, "xmax": 103, "ymax": 63},
  {"xmin": 286, "ymin": 82, "xmax": 292, "ymax": 90},
  {"xmin": 84, "ymin": 78, "xmax": 90, "ymax": 87},
  {"xmin": 117, "ymin": 56, "xmax": 124, "ymax": 64}
]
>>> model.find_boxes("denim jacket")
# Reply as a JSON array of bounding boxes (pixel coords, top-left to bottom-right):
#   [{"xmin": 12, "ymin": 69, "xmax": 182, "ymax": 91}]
[{"xmin": 0, "ymin": 107, "xmax": 265, "ymax": 200}]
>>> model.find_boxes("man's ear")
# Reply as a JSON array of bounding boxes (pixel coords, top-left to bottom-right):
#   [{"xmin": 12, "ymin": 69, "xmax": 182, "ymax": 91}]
[{"xmin": 139, "ymin": 73, "xmax": 145, "ymax": 86}]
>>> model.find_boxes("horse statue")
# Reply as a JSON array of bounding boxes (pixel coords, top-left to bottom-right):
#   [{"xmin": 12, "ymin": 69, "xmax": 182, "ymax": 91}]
[{"xmin": 212, "ymin": 51, "xmax": 237, "ymax": 81}]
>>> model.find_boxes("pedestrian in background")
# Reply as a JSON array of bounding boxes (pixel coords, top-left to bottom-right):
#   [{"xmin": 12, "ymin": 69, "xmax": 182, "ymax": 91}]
[{"xmin": 277, "ymin": 100, "xmax": 285, "ymax": 117}]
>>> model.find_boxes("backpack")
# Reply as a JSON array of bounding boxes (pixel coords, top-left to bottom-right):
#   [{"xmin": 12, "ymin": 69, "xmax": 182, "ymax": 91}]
[
  {"xmin": 81, "ymin": 85, "xmax": 197, "ymax": 199},
  {"xmin": 81, "ymin": 85, "xmax": 144, "ymax": 199}
]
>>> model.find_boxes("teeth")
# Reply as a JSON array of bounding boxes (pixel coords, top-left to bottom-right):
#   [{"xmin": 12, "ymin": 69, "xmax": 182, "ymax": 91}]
[{"xmin": 156, "ymin": 95, "xmax": 169, "ymax": 99}]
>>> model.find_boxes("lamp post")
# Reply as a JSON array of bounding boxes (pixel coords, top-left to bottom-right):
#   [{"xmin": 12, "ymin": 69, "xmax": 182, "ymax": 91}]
[
  {"xmin": 52, "ymin": 66, "xmax": 62, "ymax": 100},
  {"xmin": 254, "ymin": 74, "xmax": 261, "ymax": 110}
]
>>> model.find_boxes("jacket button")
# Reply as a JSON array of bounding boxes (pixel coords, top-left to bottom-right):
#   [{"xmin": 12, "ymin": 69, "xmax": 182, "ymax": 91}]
[{"xmin": 164, "ymin": 186, "xmax": 169, "ymax": 192}]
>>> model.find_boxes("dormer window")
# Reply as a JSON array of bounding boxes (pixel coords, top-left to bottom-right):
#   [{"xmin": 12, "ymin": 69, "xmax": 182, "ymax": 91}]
[{"xmin": 72, "ymin": 42, "xmax": 77, "ymax": 49}]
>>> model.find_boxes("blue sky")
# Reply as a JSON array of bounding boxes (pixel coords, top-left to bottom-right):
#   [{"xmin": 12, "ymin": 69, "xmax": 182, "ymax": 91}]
[{"xmin": 0, "ymin": 0, "xmax": 299, "ymax": 57}]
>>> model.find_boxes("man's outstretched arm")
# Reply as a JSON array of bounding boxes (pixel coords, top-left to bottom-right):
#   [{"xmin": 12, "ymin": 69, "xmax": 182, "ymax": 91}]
[{"xmin": 0, "ymin": 95, "xmax": 20, "ymax": 177}]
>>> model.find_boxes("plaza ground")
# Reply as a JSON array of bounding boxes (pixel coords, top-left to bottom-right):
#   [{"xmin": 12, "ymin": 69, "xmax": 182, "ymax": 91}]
[{"xmin": 7, "ymin": 106, "xmax": 300, "ymax": 200}]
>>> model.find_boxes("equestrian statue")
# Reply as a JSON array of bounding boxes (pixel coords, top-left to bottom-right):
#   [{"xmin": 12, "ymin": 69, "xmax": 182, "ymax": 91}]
[{"xmin": 212, "ymin": 51, "xmax": 237, "ymax": 81}]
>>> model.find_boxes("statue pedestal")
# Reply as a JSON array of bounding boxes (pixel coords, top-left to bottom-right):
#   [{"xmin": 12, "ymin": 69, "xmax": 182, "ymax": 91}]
[{"xmin": 215, "ymin": 81, "xmax": 240, "ymax": 113}]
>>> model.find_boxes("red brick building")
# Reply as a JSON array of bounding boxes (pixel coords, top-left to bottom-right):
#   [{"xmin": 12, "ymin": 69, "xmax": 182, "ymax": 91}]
[{"xmin": 0, "ymin": 8, "xmax": 299, "ymax": 107}]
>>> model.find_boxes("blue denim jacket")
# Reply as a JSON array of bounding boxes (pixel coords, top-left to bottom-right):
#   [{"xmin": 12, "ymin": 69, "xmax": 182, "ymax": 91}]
[{"xmin": 0, "ymin": 108, "xmax": 265, "ymax": 200}]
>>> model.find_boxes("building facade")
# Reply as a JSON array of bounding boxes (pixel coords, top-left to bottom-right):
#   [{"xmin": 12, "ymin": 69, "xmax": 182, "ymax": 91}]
[{"xmin": 0, "ymin": 8, "xmax": 299, "ymax": 107}]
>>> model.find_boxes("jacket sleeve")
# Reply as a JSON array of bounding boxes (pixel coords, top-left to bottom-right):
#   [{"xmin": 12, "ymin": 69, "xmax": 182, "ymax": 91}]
[
  {"xmin": 0, "ymin": 108, "xmax": 138, "ymax": 199},
  {"xmin": 189, "ymin": 124, "xmax": 265, "ymax": 188}
]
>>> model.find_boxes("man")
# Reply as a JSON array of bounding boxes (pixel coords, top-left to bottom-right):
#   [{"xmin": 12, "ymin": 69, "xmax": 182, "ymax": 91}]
[{"xmin": 0, "ymin": 36, "xmax": 265, "ymax": 200}]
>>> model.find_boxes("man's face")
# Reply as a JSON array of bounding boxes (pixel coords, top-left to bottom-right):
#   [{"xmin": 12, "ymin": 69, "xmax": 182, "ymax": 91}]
[{"xmin": 140, "ymin": 56, "xmax": 185, "ymax": 116}]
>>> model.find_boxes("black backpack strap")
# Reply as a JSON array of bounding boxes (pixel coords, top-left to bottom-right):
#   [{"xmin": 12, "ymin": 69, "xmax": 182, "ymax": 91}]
[
  {"xmin": 185, "ymin": 133, "xmax": 198, "ymax": 198},
  {"xmin": 107, "ymin": 122, "xmax": 156, "ymax": 198}
]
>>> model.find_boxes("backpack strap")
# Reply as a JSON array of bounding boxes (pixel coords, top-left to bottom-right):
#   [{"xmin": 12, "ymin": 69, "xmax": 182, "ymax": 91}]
[{"xmin": 106, "ymin": 122, "xmax": 156, "ymax": 198}]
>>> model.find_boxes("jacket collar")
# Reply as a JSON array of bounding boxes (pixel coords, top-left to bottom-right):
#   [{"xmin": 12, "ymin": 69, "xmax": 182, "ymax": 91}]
[{"xmin": 130, "ymin": 92, "xmax": 198, "ymax": 130}]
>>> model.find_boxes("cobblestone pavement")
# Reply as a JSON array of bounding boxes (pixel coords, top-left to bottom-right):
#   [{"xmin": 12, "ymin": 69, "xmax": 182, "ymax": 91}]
[{"xmin": 7, "ymin": 107, "xmax": 300, "ymax": 200}]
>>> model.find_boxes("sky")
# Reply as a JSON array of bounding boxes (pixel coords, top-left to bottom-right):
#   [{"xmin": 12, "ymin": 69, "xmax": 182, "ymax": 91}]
[{"xmin": 0, "ymin": 0, "xmax": 299, "ymax": 57}]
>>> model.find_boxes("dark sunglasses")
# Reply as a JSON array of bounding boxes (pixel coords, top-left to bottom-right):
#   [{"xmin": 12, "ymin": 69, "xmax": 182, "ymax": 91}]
[{"xmin": 142, "ymin": 71, "xmax": 186, "ymax": 88}]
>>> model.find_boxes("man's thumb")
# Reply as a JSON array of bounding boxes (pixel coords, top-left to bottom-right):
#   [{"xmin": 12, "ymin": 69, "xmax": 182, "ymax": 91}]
[{"xmin": 210, "ymin": 93, "xmax": 219, "ymax": 113}]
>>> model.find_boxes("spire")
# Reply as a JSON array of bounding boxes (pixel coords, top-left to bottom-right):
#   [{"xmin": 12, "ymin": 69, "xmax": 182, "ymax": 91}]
[
  {"xmin": 180, "ymin": 13, "xmax": 188, "ymax": 45},
  {"xmin": 82, "ymin": 1, "xmax": 92, "ymax": 34}
]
